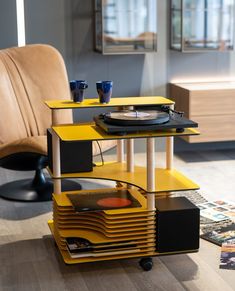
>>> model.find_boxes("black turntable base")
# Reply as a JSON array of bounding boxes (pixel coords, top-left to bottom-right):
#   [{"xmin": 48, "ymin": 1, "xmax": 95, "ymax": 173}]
[{"xmin": 94, "ymin": 110, "xmax": 198, "ymax": 135}]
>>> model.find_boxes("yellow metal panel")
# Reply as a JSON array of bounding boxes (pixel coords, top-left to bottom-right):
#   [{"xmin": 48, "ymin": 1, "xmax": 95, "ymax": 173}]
[
  {"xmin": 45, "ymin": 96, "xmax": 174, "ymax": 109},
  {"xmin": 56, "ymin": 218, "xmax": 154, "ymax": 229},
  {"xmin": 54, "ymin": 222, "xmax": 155, "ymax": 236},
  {"xmin": 52, "ymin": 123, "xmax": 199, "ymax": 141},
  {"xmin": 49, "ymin": 163, "xmax": 199, "ymax": 193},
  {"xmin": 49, "ymin": 220, "xmax": 155, "ymax": 243},
  {"xmin": 53, "ymin": 206, "xmax": 155, "ymax": 220},
  {"xmin": 54, "ymin": 211, "xmax": 154, "ymax": 225},
  {"xmin": 57, "ymin": 228, "xmax": 155, "ymax": 239}
]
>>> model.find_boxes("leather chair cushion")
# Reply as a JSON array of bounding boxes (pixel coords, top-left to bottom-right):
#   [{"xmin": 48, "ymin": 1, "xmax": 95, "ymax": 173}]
[
  {"xmin": 0, "ymin": 44, "xmax": 72, "ymax": 146},
  {"xmin": 0, "ymin": 136, "xmax": 47, "ymax": 159}
]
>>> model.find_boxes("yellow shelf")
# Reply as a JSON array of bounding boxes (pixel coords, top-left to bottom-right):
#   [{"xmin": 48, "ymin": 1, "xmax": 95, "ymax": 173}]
[
  {"xmin": 52, "ymin": 123, "xmax": 199, "ymax": 142},
  {"xmin": 48, "ymin": 162, "xmax": 199, "ymax": 193},
  {"xmin": 45, "ymin": 96, "xmax": 174, "ymax": 109}
]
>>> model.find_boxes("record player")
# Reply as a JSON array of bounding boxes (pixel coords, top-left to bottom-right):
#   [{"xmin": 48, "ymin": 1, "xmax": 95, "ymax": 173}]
[{"xmin": 94, "ymin": 105, "xmax": 198, "ymax": 135}]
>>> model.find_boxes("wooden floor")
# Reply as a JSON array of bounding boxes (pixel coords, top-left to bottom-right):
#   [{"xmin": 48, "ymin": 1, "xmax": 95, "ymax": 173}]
[{"xmin": 0, "ymin": 149, "xmax": 235, "ymax": 291}]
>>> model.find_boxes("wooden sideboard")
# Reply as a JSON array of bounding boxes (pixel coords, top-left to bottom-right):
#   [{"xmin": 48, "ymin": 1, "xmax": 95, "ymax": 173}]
[{"xmin": 169, "ymin": 82, "xmax": 235, "ymax": 143}]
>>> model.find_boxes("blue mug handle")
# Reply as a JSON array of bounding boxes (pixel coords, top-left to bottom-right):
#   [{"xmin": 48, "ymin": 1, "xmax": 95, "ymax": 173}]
[{"xmin": 78, "ymin": 82, "xmax": 88, "ymax": 90}]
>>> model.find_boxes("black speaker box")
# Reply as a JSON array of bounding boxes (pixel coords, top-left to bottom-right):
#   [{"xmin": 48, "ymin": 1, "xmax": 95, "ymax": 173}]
[
  {"xmin": 156, "ymin": 197, "xmax": 200, "ymax": 253},
  {"xmin": 47, "ymin": 129, "xmax": 93, "ymax": 174}
]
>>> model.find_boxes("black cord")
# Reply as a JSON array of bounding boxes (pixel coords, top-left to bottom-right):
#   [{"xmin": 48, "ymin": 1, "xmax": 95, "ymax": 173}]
[{"xmin": 95, "ymin": 141, "xmax": 104, "ymax": 166}]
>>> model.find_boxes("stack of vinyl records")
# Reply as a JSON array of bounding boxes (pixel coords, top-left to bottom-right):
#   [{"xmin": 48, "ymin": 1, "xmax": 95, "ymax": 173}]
[{"xmin": 48, "ymin": 188, "xmax": 156, "ymax": 264}]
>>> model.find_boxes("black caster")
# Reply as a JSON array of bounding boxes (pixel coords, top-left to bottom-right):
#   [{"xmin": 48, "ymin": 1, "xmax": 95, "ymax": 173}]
[{"xmin": 139, "ymin": 257, "xmax": 153, "ymax": 271}]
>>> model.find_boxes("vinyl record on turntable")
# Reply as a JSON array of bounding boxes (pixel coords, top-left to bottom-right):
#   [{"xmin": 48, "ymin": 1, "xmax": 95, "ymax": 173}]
[{"xmin": 103, "ymin": 110, "xmax": 170, "ymax": 126}]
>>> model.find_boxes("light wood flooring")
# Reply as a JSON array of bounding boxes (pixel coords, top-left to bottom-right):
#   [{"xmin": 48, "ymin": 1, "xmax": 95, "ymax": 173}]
[{"xmin": 0, "ymin": 149, "xmax": 235, "ymax": 291}]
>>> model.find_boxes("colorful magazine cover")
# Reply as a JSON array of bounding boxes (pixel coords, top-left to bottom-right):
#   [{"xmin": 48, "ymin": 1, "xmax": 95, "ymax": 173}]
[
  {"xmin": 199, "ymin": 208, "xmax": 229, "ymax": 222},
  {"xmin": 220, "ymin": 240, "xmax": 235, "ymax": 270},
  {"xmin": 197, "ymin": 200, "xmax": 235, "ymax": 222}
]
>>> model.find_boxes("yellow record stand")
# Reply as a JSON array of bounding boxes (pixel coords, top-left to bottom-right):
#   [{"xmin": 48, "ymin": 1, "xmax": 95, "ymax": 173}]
[{"xmin": 45, "ymin": 96, "xmax": 200, "ymax": 270}]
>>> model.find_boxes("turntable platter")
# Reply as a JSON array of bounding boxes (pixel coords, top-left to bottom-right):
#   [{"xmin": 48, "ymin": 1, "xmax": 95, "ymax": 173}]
[{"xmin": 103, "ymin": 110, "xmax": 170, "ymax": 126}]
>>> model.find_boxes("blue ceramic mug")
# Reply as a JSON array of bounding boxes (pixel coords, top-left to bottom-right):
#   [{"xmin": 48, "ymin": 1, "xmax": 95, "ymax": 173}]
[
  {"xmin": 96, "ymin": 81, "xmax": 113, "ymax": 104},
  {"xmin": 70, "ymin": 80, "xmax": 88, "ymax": 103}
]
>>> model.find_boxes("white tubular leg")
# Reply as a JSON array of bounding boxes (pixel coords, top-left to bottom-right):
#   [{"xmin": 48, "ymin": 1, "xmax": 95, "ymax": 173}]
[
  {"xmin": 54, "ymin": 179, "xmax": 61, "ymax": 194},
  {"xmin": 147, "ymin": 138, "xmax": 155, "ymax": 210},
  {"xmin": 52, "ymin": 110, "xmax": 59, "ymax": 126},
  {"xmin": 166, "ymin": 137, "xmax": 174, "ymax": 170},
  {"xmin": 126, "ymin": 139, "xmax": 134, "ymax": 172},
  {"xmin": 147, "ymin": 194, "xmax": 155, "ymax": 211},
  {"xmin": 147, "ymin": 138, "xmax": 155, "ymax": 192},
  {"xmin": 52, "ymin": 130, "xmax": 61, "ymax": 194},
  {"xmin": 166, "ymin": 104, "xmax": 175, "ymax": 170},
  {"xmin": 117, "ymin": 140, "xmax": 124, "ymax": 162}
]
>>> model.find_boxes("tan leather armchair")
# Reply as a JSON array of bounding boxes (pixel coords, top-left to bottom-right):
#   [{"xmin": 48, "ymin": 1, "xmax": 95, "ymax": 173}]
[{"xmin": 0, "ymin": 44, "xmax": 116, "ymax": 202}]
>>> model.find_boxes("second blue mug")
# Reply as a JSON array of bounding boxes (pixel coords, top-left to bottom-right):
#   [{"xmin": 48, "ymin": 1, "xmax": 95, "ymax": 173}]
[{"xmin": 96, "ymin": 81, "xmax": 113, "ymax": 104}]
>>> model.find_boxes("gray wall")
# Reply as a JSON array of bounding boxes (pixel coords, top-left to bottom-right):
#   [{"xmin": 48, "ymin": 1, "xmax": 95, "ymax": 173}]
[
  {"xmin": 0, "ymin": 0, "xmax": 17, "ymax": 49},
  {"xmin": 1, "ymin": 0, "xmax": 235, "ymax": 151},
  {"xmin": 63, "ymin": 0, "xmax": 168, "ymax": 123},
  {"xmin": 24, "ymin": 0, "xmax": 66, "ymax": 57},
  {"xmin": 168, "ymin": 50, "xmax": 234, "ymax": 83}
]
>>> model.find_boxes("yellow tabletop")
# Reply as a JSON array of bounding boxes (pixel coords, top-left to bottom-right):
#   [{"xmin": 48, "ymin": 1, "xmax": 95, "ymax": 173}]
[
  {"xmin": 52, "ymin": 123, "xmax": 199, "ymax": 142},
  {"xmin": 48, "ymin": 162, "xmax": 199, "ymax": 193},
  {"xmin": 45, "ymin": 96, "xmax": 174, "ymax": 109}
]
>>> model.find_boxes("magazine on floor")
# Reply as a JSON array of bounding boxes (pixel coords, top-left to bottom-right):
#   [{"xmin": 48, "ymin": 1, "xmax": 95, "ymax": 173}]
[
  {"xmin": 220, "ymin": 239, "xmax": 235, "ymax": 270},
  {"xmin": 197, "ymin": 200, "xmax": 235, "ymax": 222},
  {"xmin": 200, "ymin": 223, "xmax": 235, "ymax": 246}
]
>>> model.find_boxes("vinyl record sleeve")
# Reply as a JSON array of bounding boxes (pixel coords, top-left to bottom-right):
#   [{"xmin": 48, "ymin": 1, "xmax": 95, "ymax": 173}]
[{"xmin": 67, "ymin": 189, "xmax": 141, "ymax": 213}]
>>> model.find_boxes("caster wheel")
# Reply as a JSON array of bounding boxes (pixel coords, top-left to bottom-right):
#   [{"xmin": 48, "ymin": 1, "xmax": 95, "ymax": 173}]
[{"xmin": 139, "ymin": 257, "xmax": 153, "ymax": 271}]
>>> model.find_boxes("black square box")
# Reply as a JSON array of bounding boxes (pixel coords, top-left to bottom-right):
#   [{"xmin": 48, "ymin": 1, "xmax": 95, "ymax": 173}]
[
  {"xmin": 47, "ymin": 129, "xmax": 93, "ymax": 174},
  {"xmin": 156, "ymin": 197, "xmax": 200, "ymax": 253}
]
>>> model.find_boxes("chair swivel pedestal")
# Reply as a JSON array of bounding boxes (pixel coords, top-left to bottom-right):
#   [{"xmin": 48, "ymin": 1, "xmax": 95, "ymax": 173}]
[{"xmin": 0, "ymin": 154, "xmax": 81, "ymax": 202}]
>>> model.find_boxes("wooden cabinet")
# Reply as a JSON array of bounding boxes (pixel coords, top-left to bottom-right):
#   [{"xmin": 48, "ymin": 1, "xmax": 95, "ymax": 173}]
[{"xmin": 169, "ymin": 82, "xmax": 235, "ymax": 143}]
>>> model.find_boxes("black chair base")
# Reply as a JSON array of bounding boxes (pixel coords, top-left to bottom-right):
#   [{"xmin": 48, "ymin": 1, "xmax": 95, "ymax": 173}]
[
  {"xmin": 0, "ymin": 179, "xmax": 81, "ymax": 202},
  {"xmin": 0, "ymin": 154, "xmax": 82, "ymax": 202}
]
